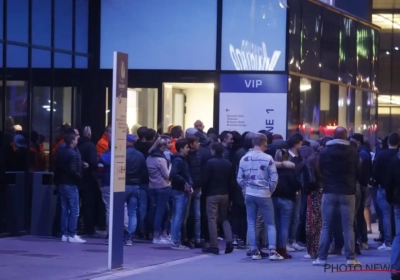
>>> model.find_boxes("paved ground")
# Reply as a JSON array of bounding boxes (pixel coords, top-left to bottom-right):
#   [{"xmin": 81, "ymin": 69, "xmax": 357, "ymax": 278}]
[{"xmin": 0, "ymin": 223, "xmax": 393, "ymax": 280}]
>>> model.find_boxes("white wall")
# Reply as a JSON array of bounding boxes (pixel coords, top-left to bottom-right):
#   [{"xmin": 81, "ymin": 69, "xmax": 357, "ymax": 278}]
[{"xmin": 184, "ymin": 88, "xmax": 214, "ymax": 131}]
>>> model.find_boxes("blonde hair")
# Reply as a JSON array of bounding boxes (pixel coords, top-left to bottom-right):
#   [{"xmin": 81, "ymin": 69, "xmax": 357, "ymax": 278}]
[
  {"xmin": 275, "ymin": 149, "xmax": 290, "ymax": 162},
  {"xmin": 148, "ymin": 137, "xmax": 168, "ymax": 154}
]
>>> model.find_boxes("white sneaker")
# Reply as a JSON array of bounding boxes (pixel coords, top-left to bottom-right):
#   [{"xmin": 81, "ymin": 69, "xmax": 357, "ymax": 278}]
[
  {"xmin": 68, "ymin": 235, "xmax": 86, "ymax": 243},
  {"xmin": 61, "ymin": 235, "xmax": 69, "ymax": 242},
  {"xmin": 347, "ymin": 259, "xmax": 361, "ymax": 266},
  {"xmin": 291, "ymin": 243, "xmax": 305, "ymax": 251},
  {"xmin": 312, "ymin": 258, "xmax": 327, "ymax": 266},
  {"xmin": 153, "ymin": 238, "xmax": 169, "ymax": 245},
  {"xmin": 269, "ymin": 251, "xmax": 284, "ymax": 260},
  {"xmin": 304, "ymin": 254, "xmax": 312, "ymax": 259},
  {"xmin": 286, "ymin": 245, "xmax": 296, "ymax": 252},
  {"xmin": 378, "ymin": 244, "xmax": 392, "ymax": 251}
]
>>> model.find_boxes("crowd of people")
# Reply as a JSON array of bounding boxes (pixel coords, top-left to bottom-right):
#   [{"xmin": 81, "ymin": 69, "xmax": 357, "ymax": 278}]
[{"xmin": 6, "ymin": 116, "xmax": 400, "ymax": 277}]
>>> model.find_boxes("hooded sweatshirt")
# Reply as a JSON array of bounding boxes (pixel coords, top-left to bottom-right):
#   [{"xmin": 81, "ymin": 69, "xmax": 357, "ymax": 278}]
[
  {"xmin": 237, "ymin": 149, "xmax": 278, "ymax": 198},
  {"xmin": 272, "ymin": 161, "xmax": 301, "ymax": 201},
  {"xmin": 146, "ymin": 148, "xmax": 171, "ymax": 189}
]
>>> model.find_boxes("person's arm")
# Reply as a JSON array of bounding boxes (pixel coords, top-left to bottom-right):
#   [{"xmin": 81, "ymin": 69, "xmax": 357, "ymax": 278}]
[
  {"xmin": 267, "ymin": 159, "xmax": 278, "ymax": 193},
  {"xmin": 289, "ymin": 169, "xmax": 302, "ymax": 192},
  {"xmin": 237, "ymin": 160, "xmax": 246, "ymax": 189},
  {"xmin": 89, "ymin": 143, "xmax": 99, "ymax": 172},
  {"xmin": 69, "ymin": 152, "xmax": 82, "ymax": 182},
  {"xmin": 158, "ymin": 158, "xmax": 170, "ymax": 180},
  {"xmin": 372, "ymin": 153, "xmax": 380, "ymax": 185},
  {"xmin": 170, "ymin": 159, "xmax": 188, "ymax": 186}
]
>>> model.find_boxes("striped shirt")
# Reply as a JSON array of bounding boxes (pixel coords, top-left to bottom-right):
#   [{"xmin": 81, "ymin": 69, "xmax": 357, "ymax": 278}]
[{"xmin": 237, "ymin": 149, "xmax": 278, "ymax": 198}]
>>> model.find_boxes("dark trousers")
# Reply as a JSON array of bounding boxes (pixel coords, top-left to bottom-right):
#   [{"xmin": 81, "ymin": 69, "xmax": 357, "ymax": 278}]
[
  {"xmin": 206, "ymin": 194, "xmax": 233, "ymax": 248},
  {"xmin": 53, "ymin": 188, "xmax": 62, "ymax": 237},
  {"xmin": 356, "ymin": 186, "xmax": 369, "ymax": 243},
  {"xmin": 201, "ymin": 193, "xmax": 209, "ymax": 241},
  {"xmin": 231, "ymin": 203, "xmax": 247, "ymax": 241},
  {"xmin": 80, "ymin": 181, "xmax": 97, "ymax": 234}
]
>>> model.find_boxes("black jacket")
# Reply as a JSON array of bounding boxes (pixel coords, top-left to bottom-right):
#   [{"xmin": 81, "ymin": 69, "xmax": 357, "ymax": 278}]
[
  {"xmin": 232, "ymin": 147, "xmax": 249, "ymax": 206},
  {"xmin": 134, "ymin": 141, "xmax": 153, "ymax": 159},
  {"xmin": 203, "ymin": 156, "xmax": 235, "ymax": 198},
  {"xmin": 170, "ymin": 153, "xmax": 192, "ymax": 192},
  {"xmin": 187, "ymin": 147, "xmax": 212, "ymax": 189},
  {"xmin": 358, "ymin": 147, "xmax": 372, "ymax": 186},
  {"xmin": 272, "ymin": 162, "xmax": 302, "ymax": 201},
  {"xmin": 77, "ymin": 136, "xmax": 98, "ymax": 183},
  {"xmin": 388, "ymin": 152, "xmax": 400, "ymax": 205},
  {"xmin": 319, "ymin": 139, "xmax": 359, "ymax": 195},
  {"xmin": 223, "ymin": 146, "xmax": 233, "ymax": 163},
  {"xmin": 373, "ymin": 148, "xmax": 398, "ymax": 188},
  {"xmin": 125, "ymin": 146, "xmax": 148, "ymax": 186},
  {"xmin": 55, "ymin": 146, "xmax": 82, "ymax": 185}
]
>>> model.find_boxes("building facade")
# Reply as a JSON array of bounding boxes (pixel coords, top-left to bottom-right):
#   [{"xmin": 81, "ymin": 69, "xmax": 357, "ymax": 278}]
[{"xmin": 0, "ymin": 0, "xmax": 378, "ymax": 235}]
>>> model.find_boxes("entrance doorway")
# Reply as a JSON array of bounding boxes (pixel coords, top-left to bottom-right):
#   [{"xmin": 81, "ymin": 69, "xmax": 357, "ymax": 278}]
[{"xmin": 162, "ymin": 83, "xmax": 214, "ymax": 132}]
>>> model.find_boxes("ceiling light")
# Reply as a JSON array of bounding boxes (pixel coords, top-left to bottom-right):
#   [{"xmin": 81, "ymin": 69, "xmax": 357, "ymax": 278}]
[
  {"xmin": 396, "ymin": 47, "xmax": 399, "ymax": 51},
  {"xmin": 387, "ymin": 51, "xmax": 390, "ymax": 55}
]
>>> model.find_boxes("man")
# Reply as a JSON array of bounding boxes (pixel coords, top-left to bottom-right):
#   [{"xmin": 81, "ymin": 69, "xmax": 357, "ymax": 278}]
[
  {"xmin": 56, "ymin": 131, "xmax": 86, "ymax": 243},
  {"xmin": 202, "ymin": 142, "xmax": 235, "ymax": 255},
  {"xmin": 373, "ymin": 132, "xmax": 400, "ymax": 251},
  {"xmin": 237, "ymin": 133, "xmax": 282, "ymax": 260},
  {"xmin": 351, "ymin": 133, "xmax": 372, "ymax": 250},
  {"xmin": 170, "ymin": 126, "xmax": 184, "ymax": 153},
  {"xmin": 77, "ymin": 126, "xmax": 100, "ymax": 236},
  {"xmin": 125, "ymin": 134, "xmax": 148, "ymax": 246},
  {"xmin": 219, "ymin": 131, "xmax": 233, "ymax": 162},
  {"xmin": 194, "ymin": 120, "xmax": 205, "ymax": 133},
  {"xmin": 170, "ymin": 139, "xmax": 193, "ymax": 250},
  {"xmin": 313, "ymin": 127, "xmax": 360, "ymax": 266},
  {"xmin": 287, "ymin": 133, "xmax": 305, "ymax": 252},
  {"xmin": 135, "ymin": 127, "xmax": 156, "ymax": 159},
  {"xmin": 96, "ymin": 125, "xmax": 111, "ymax": 157}
]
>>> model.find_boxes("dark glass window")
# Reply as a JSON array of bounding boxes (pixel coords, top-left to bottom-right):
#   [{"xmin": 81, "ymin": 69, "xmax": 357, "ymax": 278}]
[
  {"xmin": 288, "ymin": 75, "xmax": 300, "ymax": 137},
  {"xmin": 300, "ymin": 1, "xmax": 322, "ymax": 77},
  {"xmin": 320, "ymin": 82, "xmax": 339, "ymax": 137},
  {"xmin": 32, "ymin": 49, "xmax": 51, "ymax": 68},
  {"xmin": 55, "ymin": 0, "xmax": 73, "ymax": 50},
  {"xmin": 288, "ymin": 0, "xmax": 302, "ymax": 72},
  {"xmin": 7, "ymin": 0, "xmax": 29, "ymax": 42},
  {"xmin": 299, "ymin": 78, "xmax": 320, "ymax": 139},
  {"xmin": 371, "ymin": 29, "xmax": 379, "ymax": 90},
  {"xmin": 32, "ymin": 0, "xmax": 51, "ymax": 46},
  {"xmin": 339, "ymin": 18, "xmax": 357, "ymax": 85},
  {"xmin": 0, "ymin": 43, "xmax": 2, "ymax": 67},
  {"xmin": 0, "ymin": 0, "xmax": 3, "ymax": 39},
  {"xmin": 75, "ymin": 0, "xmax": 89, "ymax": 53},
  {"xmin": 6, "ymin": 45, "xmax": 28, "ymax": 67},
  {"xmin": 320, "ymin": 9, "xmax": 340, "ymax": 81},
  {"xmin": 356, "ymin": 25, "xmax": 372, "ymax": 88},
  {"xmin": 55, "ymin": 53, "xmax": 72, "ymax": 68},
  {"xmin": 75, "ymin": 56, "xmax": 88, "ymax": 68}
]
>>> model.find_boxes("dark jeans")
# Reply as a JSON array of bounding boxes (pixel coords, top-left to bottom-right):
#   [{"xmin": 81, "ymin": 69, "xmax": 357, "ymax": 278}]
[
  {"xmin": 81, "ymin": 181, "xmax": 96, "ymax": 234},
  {"xmin": 232, "ymin": 203, "xmax": 247, "ymax": 241},
  {"xmin": 59, "ymin": 184, "xmax": 80, "ymax": 237},
  {"xmin": 200, "ymin": 192, "xmax": 210, "ymax": 241},
  {"xmin": 391, "ymin": 206, "xmax": 400, "ymax": 279},
  {"xmin": 377, "ymin": 188, "xmax": 393, "ymax": 246},
  {"xmin": 125, "ymin": 185, "xmax": 139, "ymax": 237},
  {"xmin": 356, "ymin": 186, "xmax": 369, "ymax": 243},
  {"xmin": 138, "ymin": 184, "xmax": 156, "ymax": 235},
  {"xmin": 206, "ymin": 195, "xmax": 232, "ymax": 248},
  {"xmin": 182, "ymin": 188, "xmax": 201, "ymax": 243},
  {"xmin": 152, "ymin": 187, "xmax": 172, "ymax": 237}
]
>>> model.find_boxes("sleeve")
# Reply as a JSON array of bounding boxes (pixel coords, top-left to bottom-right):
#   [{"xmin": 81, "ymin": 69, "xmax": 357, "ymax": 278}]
[
  {"xmin": 202, "ymin": 161, "xmax": 210, "ymax": 194},
  {"xmin": 158, "ymin": 158, "xmax": 170, "ymax": 180},
  {"xmin": 141, "ymin": 156, "xmax": 149, "ymax": 183},
  {"xmin": 170, "ymin": 159, "xmax": 188, "ymax": 186},
  {"xmin": 89, "ymin": 143, "xmax": 99, "ymax": 172},
  {"xmin": 372, "ymin": 154, "xmax": 380, "ymax": 185},
  {"xmin": 237, "ymin": 159, "xmax": 246, "ymax": 189},
  {"xmin": 289, "ymin": 169, "xmax": 302, "ymax": 192},
  {"xmin": 69, "ymin": 152, "xmax": 82, "ymax": 181},
  {"xmin": 268, "ymin": 159, "xmax": 278, "ymax": 193}
]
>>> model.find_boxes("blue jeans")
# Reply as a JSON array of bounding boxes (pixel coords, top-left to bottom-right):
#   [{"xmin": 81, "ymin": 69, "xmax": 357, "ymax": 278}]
[
  {"xmin": 125, "ymin": 185, "xmax": 139, "ymax": 237},
  {"xmin": 318, "ymin": 193, "xmax": 356, "ymax": 261},
  {"xmin": 182, "ymin": 188, "xmax": 201, "ymax": 242},
  {"xmin": 138, "ymin": 184, "xmax": 156, "ymax": 235},
  {"xmin": 391, "ymin": 206, "xmax": 400, "ymax": 278},
  {"xmin": 245, "ymin": 195, "xmax": 276, "ymax": 251},
  {"xmin": 171, "ymin": 190, "xmax": 188, "ymax": 244},
  {"xmin": 59, "ymin": 184, "xmax": 80, "ymax": 237},
  {"xmin": 273, "ymin": 197, "xmax": 294, "ymax": 249},
  {"xmin": 288, "ymin": 193, "xmax": 301, "ymax": 244},
  {"xmin": 152, "ymin": 187, "xmax": 172, "ymax": 237},
  {"xmin": 377, "ymin": 188, "xmax": 393, "ymax": 246}
]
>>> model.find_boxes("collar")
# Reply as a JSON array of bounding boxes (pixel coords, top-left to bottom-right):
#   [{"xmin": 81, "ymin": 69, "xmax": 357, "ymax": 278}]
[{"xmin": 289, "ymin": 150, "xmax": 297, "ymax": 158}]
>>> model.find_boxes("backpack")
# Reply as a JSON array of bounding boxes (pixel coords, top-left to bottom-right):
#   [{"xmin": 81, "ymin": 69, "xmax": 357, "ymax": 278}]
[{"xmin": 300, "ymin": 164, "xmax": 318, "ymax": 194}]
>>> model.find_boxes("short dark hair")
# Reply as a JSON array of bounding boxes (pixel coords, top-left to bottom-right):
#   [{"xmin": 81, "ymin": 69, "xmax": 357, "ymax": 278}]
[
  {"xmin": 253, "ymin": 133, "xmax": 267, "ymax": 147},
  {"xmin": 388, "ymin": 132, "xmax": 400, "ymax": 147},
  {"xmin": 219, "ymin": 131, "xmax": 231, "ymax": 142},
  {"xmin": 211, "ymin": 142, "xmax": 224, "ymax": 156},
  {"xmin": 287, "ymin": 133, "xmax": 303, "ymax": 149},
  {"xmin": 137, "ymin": 127, "xmax": 148, "ymax": 140},
  {"xmin": 258, "ymin": 130, "xmax": 273, "ymax": 144},
  {"xmin": 186, "ymin": 134, "xmax": 199, "ymax": 146},
  {"xmin": 64, "ymin": 132, "xmax": 77, "ymax": 145},
  {"xmin": 171, "ymin": 126, "xmax": 183, "ymax": 139},
  {"xmin": 175, "ymin": 139, "xmax": 189, "ymax": 152},
  {"xmin": 145, "ymin": 128, "xmax": 156, "ymax": 141},
  {"xmin": 64, "ymin": 127, "xmax": 76, "ymax": 135}
]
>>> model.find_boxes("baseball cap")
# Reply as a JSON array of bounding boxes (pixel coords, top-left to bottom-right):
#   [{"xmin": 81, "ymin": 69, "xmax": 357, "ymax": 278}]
[{"xmin": 127, "ymin": 134, "xmax": 136, "ymax": 143}]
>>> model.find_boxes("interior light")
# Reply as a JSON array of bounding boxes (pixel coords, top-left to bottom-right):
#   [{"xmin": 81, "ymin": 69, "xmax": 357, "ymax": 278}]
[
  {"xmin": 164, "ymin": 84, "xmax": 172, "ymax": 89},
  {"xmin": 319, "ymin": 63, "xmax": 322, "ymax": 67},
  {"xmin": 206, "ymin": 84, "xmax": 215, "ymax": 89},
  {"xmin": 395, "ymin": 47, "xmax": 399, "ymax": 51},
  {"xmin": 387, "ymin": 51, "xmax": 390, "ymax": 55},
  {"xmin": 42, "ymin": 105, "xmax": 50, "ymax": 109},
  {"xmin": 106, "ymin": 109, "xmax": 110, "ymax": 113},
  {"xmin": 300, "ymin": 78, "xmax": 311, "ymax": 92}
]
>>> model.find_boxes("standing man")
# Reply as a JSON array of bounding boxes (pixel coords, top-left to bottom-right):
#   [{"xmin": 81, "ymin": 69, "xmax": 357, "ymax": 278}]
[
  {"xmin": 219, "ymin": 131, "xmax": 233, "ymax": 162},
  {"xmin": 97, "ymin": 125, "xmax": 111, "ymax": 157},
  {"xmin": 237, "ymin": 133, "xmax": 282, "ymax": 260},
  {"xmin": 56, "ymin": 130, "xmax": 86, "ymax": 243},
  {"xmin": 194, "ymin": 120, "xmax": 205, "ymax": 134},
  {"xmin": 313, "ymin": 127, "xmax": 360, "ymax": 266}
]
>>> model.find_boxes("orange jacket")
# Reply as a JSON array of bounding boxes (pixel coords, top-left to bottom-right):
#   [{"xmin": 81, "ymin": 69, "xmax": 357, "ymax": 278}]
[
  {"xmin": 96, "ymin": 135, "xmax": 109, "ymax": 157},
  {"xmin": 170, "ymin": 138, "xmax": 177, "ymax": 153}
]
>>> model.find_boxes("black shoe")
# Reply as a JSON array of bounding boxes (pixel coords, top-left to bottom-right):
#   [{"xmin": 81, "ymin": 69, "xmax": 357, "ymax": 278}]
[
  {"xmin": 260, "ymin": 250, "xmax": 269, "ymax": 258},
  {"xmin": 202, "ymin": 247, "xmax": 219, "ymax": 255},
  {"xmin": 225, "ymin": 242, "xmax": 234, "ymax": 254},
  {"xmin": 183, "ymin": 241, "xmax": 195, "ymax": 249},
  {"xmin": 194, "ymin": 242, "xmax": 203, "ymax": 249}
]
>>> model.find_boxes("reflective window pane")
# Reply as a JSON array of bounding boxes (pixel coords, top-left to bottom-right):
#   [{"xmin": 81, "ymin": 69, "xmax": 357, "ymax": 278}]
[
  {"xmin": 32, "ymin": 49, "xmax": 51, "ymax": 68},
  {"xmin": 287, "ymin": 76, "xmax": 301, "ymax": 137},
  {"xmin": 0, "ymin": 0, "xmax": 3, "ymax": 39},
  {"xmin": 7, "ymin": 0, "xmax": 29, "ymax": 42},
  {"xmin": 320, "ymin": 9, "xmax": 340, "ymax": 81},
  {"xmin": 32, "ymin": 0, "xmax": 51, "ymax": 46},
  {"xmin": 55, "ymin": 0, "xmax": 73, "ymax": 50},
  {"xmin": 339, "ymin": 19, "xmax": 357, "ymax": 84},
  {"xmin": 53, "ymin": 87, "xmax": 72, "ymax": 128},
  {"xmin": 288, "ymin": 0, "xmax": 302, "ymax": 72},
  {"xmin": 356, "ymin": 25, "xmax": 372, "ymax": 88},
  {"xmin": 299, "ymin": 78, "xmax": 320, "ymax": 139},
  {"xmin": 319, "ymin": 82, "xmax": 339, "ymax": 137},
  {"xmin": 55, "ymin": 53, "xmax": 72, "ymax": 68},
  {"xmin": 75, "ymin": 56, "xmax": 88, "ymax": 68},
  {"xmin": 128, "ymin": 88, "xmax": 158, "ymax": 132},
  {"xmin": 0, "ymin": 43, "xmax": 2, "ymax": 67},
  {"xmin": 75, "ymin": 0, "xmax": 89, "ymax": 53},
  {"xmin": 6, "ymin": 45, "xmax": 28, "ymax": 68}
]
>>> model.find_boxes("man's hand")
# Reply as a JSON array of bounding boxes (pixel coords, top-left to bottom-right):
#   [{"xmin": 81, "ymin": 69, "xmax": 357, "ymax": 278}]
[{"xmin": 83, "ymin": 162, "xmax": 89, "ymax": 169}]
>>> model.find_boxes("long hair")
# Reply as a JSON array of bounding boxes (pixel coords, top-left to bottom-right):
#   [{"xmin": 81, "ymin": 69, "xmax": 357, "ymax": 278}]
[
  {"xmin": 148, "ymin": 137, "xmax": 168, "ymax": 154},
  {"xmin": 275, "ymin": 149, "xmax": 290, "ymax": 162}
]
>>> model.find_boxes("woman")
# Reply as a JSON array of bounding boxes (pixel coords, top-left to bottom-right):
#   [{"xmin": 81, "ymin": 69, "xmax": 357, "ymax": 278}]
[
  {"xmin": 273, "ymin": 149, "xmax": 302, "ymax": 259},
  {"xmin": 299, "ymin": 145, "xmax": 322, "ymax": 259},
  {"xmin": 146, "ymin": 137, "xmax": 172, "ymax": 244}
]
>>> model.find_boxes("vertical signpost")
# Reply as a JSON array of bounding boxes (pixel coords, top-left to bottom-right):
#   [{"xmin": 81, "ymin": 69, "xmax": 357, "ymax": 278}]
[{"xmin": 108, "ymin": 52, "xmax": 128, "ymax": 270}]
